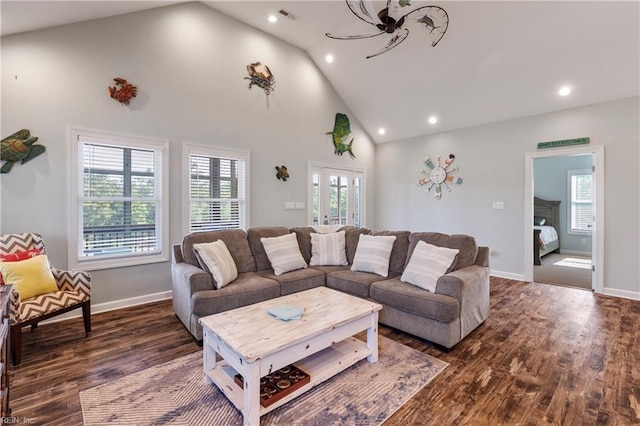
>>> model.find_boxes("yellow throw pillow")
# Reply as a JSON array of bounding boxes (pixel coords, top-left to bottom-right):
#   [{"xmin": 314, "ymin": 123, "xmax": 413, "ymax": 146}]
[{"xmin": 0, "ymin": 254, "xmax": 58, "ymax": 300}]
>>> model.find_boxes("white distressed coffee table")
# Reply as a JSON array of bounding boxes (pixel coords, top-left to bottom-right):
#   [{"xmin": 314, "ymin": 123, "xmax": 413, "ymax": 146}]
[{"xmin": 199, "ymin": 286, "xmax": 382, "ymax": 426}]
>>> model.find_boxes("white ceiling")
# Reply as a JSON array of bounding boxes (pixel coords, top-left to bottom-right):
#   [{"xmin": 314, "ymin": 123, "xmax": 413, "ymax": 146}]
[{"xmin": 2, "ymin": 1, "xmax": 639, "ymax": 143}]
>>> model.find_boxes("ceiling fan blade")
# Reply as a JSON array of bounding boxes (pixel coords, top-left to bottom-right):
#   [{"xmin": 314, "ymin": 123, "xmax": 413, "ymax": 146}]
[
  {"xmin": 365, "ymin": 27, "xmax": 409, "ymax": 58},
  {"xmin": 346, "ymin": 0, "xmax": 378, "ymax": 25},
  {"xmin": 326, "ymin": 30, "xmax": 385, "ymax": 40},
  {"xmin": 404, "ymin": 5, "xmax": 449, "ymax": 46}
]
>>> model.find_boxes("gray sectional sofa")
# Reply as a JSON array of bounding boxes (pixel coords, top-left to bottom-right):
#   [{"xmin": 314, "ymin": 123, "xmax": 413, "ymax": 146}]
[{"xmin": 171, "ymin": 226, "xmax": 490, "ymax": 349}]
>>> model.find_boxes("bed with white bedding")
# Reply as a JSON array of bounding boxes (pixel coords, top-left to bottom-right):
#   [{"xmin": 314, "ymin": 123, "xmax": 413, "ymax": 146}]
[{"xmin": 533, "ymin": 197, "xmax": 560, "ymax": 265}]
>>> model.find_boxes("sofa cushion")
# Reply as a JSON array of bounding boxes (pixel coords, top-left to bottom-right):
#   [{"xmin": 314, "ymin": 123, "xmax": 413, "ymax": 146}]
[
  {"xmin": 373, "ymin": 230, "xmax": 410, "ymax": 274},
  {"xmin": 351, "ymin": 234, "xmax": 396, "ymax": 277},
  {"xmin": 406, "ymin": 233, "xmax": 478, "ymax": 271},
  {"xmin": 370, "ymin": 277, "xmax": 460, "ymax": 323},
  {"xmin": 191, "ymin": 272, "xmax": 279, "ymax": 316},
  {"xmin": 341, "ymin": 227, "xmax": 371, "ymax": 264},
  {"xmin": 182, "ymin": 229, "xmax": 256, "ymax": 273},
  {"xmin": 193, "ymin": 240, "xmax": 238, "ymax": 289},
  {"xmin": 260, "ymin": 233, "xmax": 308, "ymax": 275},
  {"xmin": 247, "ymin": 227, "xmax": 290, "ymax": 271},
  {"xmin": 401, "ymin": 241, "xmax": 459, "ymax": 293},
  {"xmin": 257, "ymin": 267, "xmax": 326, "ymax": 296},
  {"xmin": 290, "ymin": 227, "xmax": 315, "ymax": 263},
  {"xmin": 326, "ymin": 269, "xmax": 400, "ymax": 299},
  {"xmin": 310, "ymin": 231, "xmax": 348, "ymax": 266}
]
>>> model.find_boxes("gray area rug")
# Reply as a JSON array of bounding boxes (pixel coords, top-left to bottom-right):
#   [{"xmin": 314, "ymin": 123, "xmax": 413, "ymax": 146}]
[
  {"xmin": 80, "ymin": 335, "xmax": 447, "ymax": 425},
  {"xmin": 534, "ymin": 253, "xmax": 592, "ymax": 290}
]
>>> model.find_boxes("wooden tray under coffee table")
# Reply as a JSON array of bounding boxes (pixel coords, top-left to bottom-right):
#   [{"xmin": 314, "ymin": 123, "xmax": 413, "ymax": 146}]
[{"xmin": 199, "ymin": 287, "xmax": 382, "ymax": 426}]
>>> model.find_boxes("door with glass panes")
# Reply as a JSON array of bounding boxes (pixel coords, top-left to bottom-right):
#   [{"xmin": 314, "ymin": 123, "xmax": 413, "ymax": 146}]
[{"xmin": 313, "ymin": 168, "xmax": 362, "ymax": 227}]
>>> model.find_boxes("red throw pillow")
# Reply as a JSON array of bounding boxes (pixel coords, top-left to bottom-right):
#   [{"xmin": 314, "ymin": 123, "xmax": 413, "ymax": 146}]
[{"xmin": 0, "ymin": 248, "xmax": 41, "ymax": 285}]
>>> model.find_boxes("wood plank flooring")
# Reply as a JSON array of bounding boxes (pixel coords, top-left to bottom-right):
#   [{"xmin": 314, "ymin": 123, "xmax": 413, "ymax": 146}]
[{"xmin": 9, "ymin": 277, "xmax": 640, "ymax": 425}]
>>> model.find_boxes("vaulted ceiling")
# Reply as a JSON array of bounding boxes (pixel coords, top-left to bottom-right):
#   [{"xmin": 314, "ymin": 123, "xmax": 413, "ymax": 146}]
[{"xmin": 2, "ymin": 1, "xmax": 639, "ymax": 143}]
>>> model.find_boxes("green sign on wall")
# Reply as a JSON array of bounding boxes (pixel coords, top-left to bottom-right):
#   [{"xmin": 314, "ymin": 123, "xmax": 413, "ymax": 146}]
[{"xmin": 537, "ymin": 137, "xmax": 590, "ymax": 150}]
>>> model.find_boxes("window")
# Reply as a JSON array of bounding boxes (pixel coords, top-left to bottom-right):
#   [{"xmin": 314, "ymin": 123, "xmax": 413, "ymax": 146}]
[
  {"xmin": 309, "ymin": 164, "xmax": 365, "ymax": 227},
  {"xmin": 68, "ymin": 128, "xmax": 169, "ymax": 270},
  {"xmin": 568, "ymin": 169, "xmax": 593, "ymax": 234},
  {"xmin": 185, "ymin": 144, "xmax": 249, "ymax": 233}
]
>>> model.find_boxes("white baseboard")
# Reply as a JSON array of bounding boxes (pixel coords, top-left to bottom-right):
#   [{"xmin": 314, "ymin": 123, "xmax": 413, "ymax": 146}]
[
  {"xmin": 41, "ymin": 290, "xmax": 173, "ymax": 325},
  {"xmin": 602, "ymin": 287, "xmax": 640, "ymax": 301},
  {"xmin": 490, "ymin": 270, "xmax": 525, "ymax": 281}
]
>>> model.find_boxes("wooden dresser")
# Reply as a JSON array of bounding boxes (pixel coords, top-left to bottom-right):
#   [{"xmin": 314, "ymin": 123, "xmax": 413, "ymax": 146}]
[{"xmin": 0, "ymin": 285, "xmax": 10, "ymax": 418}]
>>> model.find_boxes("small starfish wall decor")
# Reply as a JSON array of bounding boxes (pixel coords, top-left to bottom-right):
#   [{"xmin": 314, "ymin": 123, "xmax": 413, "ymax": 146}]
[{"xmin": 326, "ymin": 0, "xmax": 449, "ymax": 58}]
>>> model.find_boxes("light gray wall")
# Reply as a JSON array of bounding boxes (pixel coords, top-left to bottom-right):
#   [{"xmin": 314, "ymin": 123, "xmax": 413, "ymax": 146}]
[
  {"xmin": 376, "ymin": 96, "xmax": 640, "ymax": 296},
  {"xmin": 534, "ymin": 155, "xmax": 592, "ymax": 253},
  {"xmin": 0, "ymin": 2, "xmax": 376, "ymax": 306}
]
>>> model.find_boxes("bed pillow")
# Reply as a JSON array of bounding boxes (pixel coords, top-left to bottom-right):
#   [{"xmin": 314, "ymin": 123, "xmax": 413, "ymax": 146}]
[
  {"xmin": 193, "ymin": 240, "xmax": 238, "ymax": 289},
  {"xmin": 310, "ymin": 231, "xmax": 348, "ymax": 266},
  {"xmin": 534, "ymin": 216, "xmax": 546, "ymax": 226},
  {"xmin": 0, "ymin": 254, "xmax": 58, "ymax": 300},
  {"xmin": 400, "ymin": 241, "xmax": 459, "ymax": 293},
  {"xmin": 351, "ymin": 234, "xmax": 396, "ymax": 277},
  {"xmin": 260, "ymin": 233, "xmax": 307, "ymax": 276}
]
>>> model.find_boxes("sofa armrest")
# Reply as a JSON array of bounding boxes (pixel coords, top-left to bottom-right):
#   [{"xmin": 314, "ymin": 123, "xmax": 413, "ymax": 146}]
[
  {"xmin": 435, "ymin": 265, "xmax": 490, "ymax": 339},
  {"xmin": 475, "ymin": 246, "xmax": 489, "ymax": 267},
  {"xmin": 173, "ymin": 244, "xmax": 185, "ymax": 264},
  {"xmin": 172, "ymin": 262, "xmax": 214, "ymax": 295}
]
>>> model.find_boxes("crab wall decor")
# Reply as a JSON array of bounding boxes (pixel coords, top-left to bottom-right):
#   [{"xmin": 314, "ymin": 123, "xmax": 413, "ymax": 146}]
[
  {"xmin": 108, "ymin": 77, "xmax": 138, "ymax": 105},
  {"xmin": 275, "ymin": 165, "xmax": 289, "ymax": 181},
  {"xmin": 244, "ymin": 62, "xmax": 276, "ymax": 95},
  {"xmin": 326, "ymin": 0, "xmax": 449, "ymax": 58},
  {"xmin": 417, "ymin": 154, "xmax": 462, "ymax": 199},
  {"xmin": 1, "ymin": 129, "xmax": 45, "ymax": 174}
]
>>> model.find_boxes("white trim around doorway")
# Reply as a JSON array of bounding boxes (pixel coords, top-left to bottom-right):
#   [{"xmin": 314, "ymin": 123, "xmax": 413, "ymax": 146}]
[{"xmin": 524, "ymin": 145, "xmax": 604, "ymax": 294}]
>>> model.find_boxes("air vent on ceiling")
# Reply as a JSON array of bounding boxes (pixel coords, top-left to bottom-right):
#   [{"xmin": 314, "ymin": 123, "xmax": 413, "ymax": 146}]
[{"xmin": 278, "ymin": 8, "xmax": 299, "ymax": 20}]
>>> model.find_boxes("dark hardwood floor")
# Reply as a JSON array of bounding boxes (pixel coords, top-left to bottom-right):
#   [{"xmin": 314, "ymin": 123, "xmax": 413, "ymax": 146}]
[{"xmin": 9, "ymin": 277, "xmax": 640, "ymax": 425}]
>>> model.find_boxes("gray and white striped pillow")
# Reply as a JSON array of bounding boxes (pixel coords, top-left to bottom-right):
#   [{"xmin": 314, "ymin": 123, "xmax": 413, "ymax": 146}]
[
  {"xmin": 351, "ymin": 234, "xmax": 397, "ymax": 277},
  {"xmin": 193, "ymin": 240, "xmax": 238, "ymax": 289},
  {"xmin": 310, "ymin": 231, "xmax": 348, "ymax": 266},
  {"xmin": 260, "ymin": 232, "xmax": 308, "ymax": 275},
  {"xmin": 400, "ymin": 241, "xmax": 459, "ymax": 293}
]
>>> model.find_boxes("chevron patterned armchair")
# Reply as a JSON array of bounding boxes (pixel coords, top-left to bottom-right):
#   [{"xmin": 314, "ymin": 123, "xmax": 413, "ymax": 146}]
[{"xmin": 0, "ymin": 233, "xmax": 91, "ymax": 365}]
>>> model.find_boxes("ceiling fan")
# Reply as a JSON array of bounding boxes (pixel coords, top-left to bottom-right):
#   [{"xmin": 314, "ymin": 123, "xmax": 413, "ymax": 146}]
[{"xmin": 326, "ymin": 0, "xmax": 449, "ymax": 59}]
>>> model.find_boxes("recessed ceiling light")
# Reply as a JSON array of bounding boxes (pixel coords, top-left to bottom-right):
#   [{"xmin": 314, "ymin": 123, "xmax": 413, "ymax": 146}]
[
  {"xmin": 378, "ymin": 128, "xmax": 386, "ymax": 135},
  {"xmin": 268, "ymin": 15, "xmax": 278, "ymax": 23},
  {"xmin": 428, "ymin": 116, "xmax": 438, "ymax": 125},
  {"xmin": 325, "ymin": 54, "xmax": 334, "ymax": 63},
  {"xmin": 559, "ymin": 86, "xmax": 571, "ymax": 96}
]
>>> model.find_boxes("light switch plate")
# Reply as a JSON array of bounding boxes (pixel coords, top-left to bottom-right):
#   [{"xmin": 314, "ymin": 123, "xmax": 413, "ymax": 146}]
[{"xmin": 493, "ymin": 201, "xmax": 505, "ymax": 210}]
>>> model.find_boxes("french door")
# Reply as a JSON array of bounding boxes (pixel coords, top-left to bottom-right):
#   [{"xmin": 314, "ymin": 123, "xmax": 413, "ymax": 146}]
[{"xmin": 310, "ymin": 165, "xmax": 363, "ymax": 227}]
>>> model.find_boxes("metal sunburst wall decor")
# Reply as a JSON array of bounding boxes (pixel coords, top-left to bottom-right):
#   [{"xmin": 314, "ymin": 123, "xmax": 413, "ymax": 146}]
[{"xmin": 326, "ymin": 0, "xmax": 449, "ymax": 59}]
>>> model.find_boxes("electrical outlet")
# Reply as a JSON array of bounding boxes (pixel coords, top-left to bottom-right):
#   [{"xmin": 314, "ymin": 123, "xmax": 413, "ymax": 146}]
[{"xmin": 492, "ymin": 201, "xmax": 505, "ymax": 210}]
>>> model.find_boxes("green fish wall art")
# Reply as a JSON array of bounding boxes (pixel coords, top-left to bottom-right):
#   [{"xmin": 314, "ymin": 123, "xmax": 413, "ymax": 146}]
[{"xmin": 326, "ymin": 113, "xmax": 356, "ymax": 159}]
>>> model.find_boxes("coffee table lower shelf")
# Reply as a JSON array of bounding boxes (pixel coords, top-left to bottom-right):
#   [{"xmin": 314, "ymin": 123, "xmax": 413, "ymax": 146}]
[{"xmin": 205, "ymin": 336, "xmax": 371, "ymax": 416}]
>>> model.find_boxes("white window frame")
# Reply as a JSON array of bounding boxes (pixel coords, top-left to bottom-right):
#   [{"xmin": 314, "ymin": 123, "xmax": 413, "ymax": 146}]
[
  {"xmin": 567, "ymin": 168, "xmax": 593, "ymax": 235},
  {"xmin": 308, "ymin": 162, "xmax": 366, "ymax": 227},
  {"xmin": 183, "ymin": 143, "xmax": 250, "ymax": 235},
  {"xmin": 68, "ymin": 127, "xmax": 169, "ymax": 271}
]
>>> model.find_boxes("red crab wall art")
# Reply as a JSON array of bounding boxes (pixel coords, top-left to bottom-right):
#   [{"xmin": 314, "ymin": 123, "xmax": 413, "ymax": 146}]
[{"xmin": 108, "ymin": 77, "xmax": 138, "ymax": 105}]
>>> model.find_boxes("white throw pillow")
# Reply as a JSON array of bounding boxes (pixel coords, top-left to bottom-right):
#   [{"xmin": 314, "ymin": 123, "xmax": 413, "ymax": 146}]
[
  {"xmin": 193, "ymin": 240, "xmax": 238, "ymax": 289},
  {"xmin": 260, "ymin": 233, "xmax": 308, "ymax": 276},
  {"xmin": 401, "ymin": 241, "xmax": 459, "ymax": 293},
  {"xmin": 351, "ymin": 234, "xmax": 397, "ymax": 277},
  {"xmin": 310, "ymin": 231, "xmax": 348, "ymax": 266}
]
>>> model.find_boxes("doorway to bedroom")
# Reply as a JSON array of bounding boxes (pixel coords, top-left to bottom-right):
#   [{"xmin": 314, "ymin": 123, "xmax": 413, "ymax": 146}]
[
  {"xmin": 533, "ymin": 155, "xmax": 592, "ymax": 290},
  {"xmin": 524, "ymin": 146, "xmax": 603, "ymax": 293}
]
